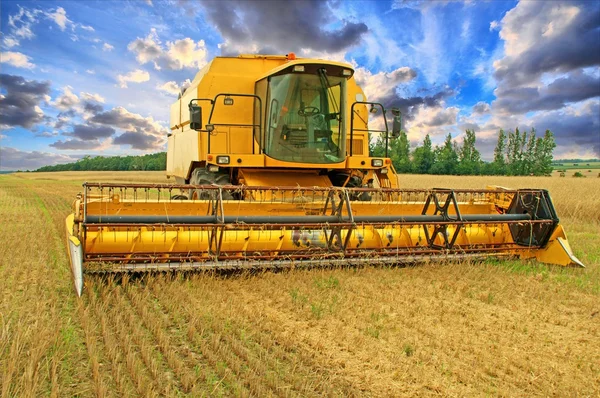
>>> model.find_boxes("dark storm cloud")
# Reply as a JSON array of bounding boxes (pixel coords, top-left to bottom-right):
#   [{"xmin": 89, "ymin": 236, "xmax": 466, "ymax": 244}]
[
  {"xmin": 113, "ymin": 131, "xmax": 158, "ymax": 150},
  {"xmin": 83, "ymin": 101, "xmax": 104, "ymax": 114},
  {"xmin": 459, "ymin": 122, "xmax": 481, "ymax": 132},
  {"xmin": 65, "ymin": 124, "xmax": 115, "ymax": 141},
  {"xmin": 86, "ymin": 107, "xmax": 165, "ymax": 150},
  {"xmin": 494, "ymin": 1, "xmax": 600, "ymax": 88},
  {"xmin": 472, "ymin": 102, "xmax": 490, "ymax": 115},
  {"xmin": 50, "ymin": 139, "xmax": 103, "ymax": 150},
  {"xmin": 90, "ymin": 108, "xmax": 160, "ymax": 133},
  {"xmin": 494, "ymin": 71, "xmax": 600, "ymax": 114},
  {"xmin": 423, "ymin": 108, "xmax": 458, "ymax": 128},
  {"xmin": 200, "ymin": 0, "xmax": 368, "ymax": 54},
  {"xmin": 0, "ymin": 74, "xmax": 50, "ymax": 129},
  {"xmin": 532, "ymin": 102, "xmax": 600, "ymax": 156},
  {"xmin": 378, "ymin": 86, "xmax": 456, "ymax": 121}
]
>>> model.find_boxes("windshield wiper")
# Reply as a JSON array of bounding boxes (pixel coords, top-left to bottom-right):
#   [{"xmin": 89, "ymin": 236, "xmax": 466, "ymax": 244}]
[{"xmin": 317, "ymin": 68, "xmax": 340, "ymax": 119}]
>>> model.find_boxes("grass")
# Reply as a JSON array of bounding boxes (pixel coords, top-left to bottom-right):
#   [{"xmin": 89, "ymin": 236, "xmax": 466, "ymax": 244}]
[
  {"xmin": 1, "ymin": 171, "xmax": 599, "ymax": 396},
  {"xmin": 553, "ymin": 160, "xmax": 600, "ymax": 170}
]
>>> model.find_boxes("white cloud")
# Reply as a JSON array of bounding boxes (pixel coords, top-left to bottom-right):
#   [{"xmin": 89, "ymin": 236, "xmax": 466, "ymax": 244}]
[
  {"xmin": 157, "ymin": 81, "xmax": 180, "ymax": 95},
  {"xmin": 0, "ymin": 51, "xmax": 35, "ymax": 69},
  {"xmin": 157, "ymin": 79, "xmax": 192, "ymax": 96},
  {"xmin": 3, "ymin": 6, "xmax": 42, "ymax": 47},
  {"xmin": 127, "ymin": 28, "xmax": 208, "ymax": 70},
  {"xmin": 354, "ymin": 66, "xmax": 417, "ymax": 102},
  {"xmin": 52, "ymin": 86, "xmax": 79, "ymax": 111},
  {"xmin": 499, "ymin": 2, "xmax": 580, "ymax": 58},
  {"xmin": 50, "ymin": 88, "xmax": 105, "ymax": 118},
  {"xmin": 80, "ymin": 92, "xmax": 105, "ymax": 103},
  {"xmin": 3, "ymin": 5, "xmax": 94, "ymax": 49},
  {"xmin": 35, "ymin": 131, "xmax": 59, "ymax": 138},
  {"xmin": 86, "ymin": 69, "xmax": 95, "ymax": 74},
  {"xmin": 3, "ymin": 37, "xmax": 20, "ymax": 49},
  {"xmin": 46, "ymin": 7, "xmax": 71, "ymax": 31},
  {"xmin": 359, "ymin": 14, "xmax": 407, "ymax": 69},
  {"xmin": 103, "ymin": 42, "xmax": 114, "ymax": 51},
  {"xmin": 117, "ymin": 69, "xmax": 150, "ymax": 88},
  {"xmin": 406, "ymin": 104, "xmax": 459, "ymax": 142},
  {"xmin": 166, "ymin": 38, "xmax": 208, "ymax": 69}
]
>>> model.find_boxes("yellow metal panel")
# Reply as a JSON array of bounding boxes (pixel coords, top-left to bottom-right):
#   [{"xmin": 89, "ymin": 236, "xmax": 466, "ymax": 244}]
[
  {"xmin": 166, "ymin": 135, "xmax": 175, "ymax": 174},
  {"xmin": 534, "ymin": 225, "xmax": 585, "ymax": 267},
  {"xmin": 167, "ymin": 128, "xmax": 200, "ymax": 180},
  {"xmin": 170, "ymin": 99, "xmax": 180, "ymax": 130},
  {"xmin": 239, "ymin": 169, "xmax": 332, "ymax": 187},
  {"xmin": 208, "ymin": 154, "xmax": 264, "ymax": 167},
  {"xmin": 254, "ymin": 58, "xmax": 355, "ymax": 81},
  {"xmin": 346, "ymin": 156, "xmax": 386, "ymax": 169}
]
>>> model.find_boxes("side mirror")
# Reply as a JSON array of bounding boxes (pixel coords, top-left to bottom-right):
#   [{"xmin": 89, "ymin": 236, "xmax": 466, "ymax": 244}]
[
  {"xmin": 189, "ymin": 104, "xmax": 202, "ymax": 131},
  {"xmin": 391, "ymin": 108, "xmax": 401, "ymax": 138}
]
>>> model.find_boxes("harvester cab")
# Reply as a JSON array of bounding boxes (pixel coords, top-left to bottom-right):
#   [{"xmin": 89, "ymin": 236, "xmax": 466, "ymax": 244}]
[{"xmin": 65, "ymin": 53, "xmax": 584, "ymax": 296}]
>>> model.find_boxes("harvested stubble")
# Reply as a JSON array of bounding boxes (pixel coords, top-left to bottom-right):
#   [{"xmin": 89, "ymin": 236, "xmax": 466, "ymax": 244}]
[{"xmin": 1, "ymin": 172, "xmax": 599, "ymax": 397}]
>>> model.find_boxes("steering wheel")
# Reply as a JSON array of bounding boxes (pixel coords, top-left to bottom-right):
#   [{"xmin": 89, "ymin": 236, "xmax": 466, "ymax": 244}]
[{"xmin": 298, "ymin": 106, "xmax": 320, "ymax": 117}]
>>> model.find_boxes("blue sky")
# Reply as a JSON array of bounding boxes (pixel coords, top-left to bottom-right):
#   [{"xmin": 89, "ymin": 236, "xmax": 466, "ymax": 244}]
[{"xmin": 1, "ymin": 0, "xmax": 599, "ymax": 170}]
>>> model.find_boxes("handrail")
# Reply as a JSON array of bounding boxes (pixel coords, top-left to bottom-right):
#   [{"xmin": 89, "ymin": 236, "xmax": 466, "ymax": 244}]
[
  {"xmin": 350, "ymin": 101, "xmax": 389, "ymax": 157},
  {"xmin": 207, "ymin": 93, "xmax": 263, "ymax": 155}
]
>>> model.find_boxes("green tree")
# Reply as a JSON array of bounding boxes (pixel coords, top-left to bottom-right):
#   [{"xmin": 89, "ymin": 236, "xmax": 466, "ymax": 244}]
[
  {"xmin": 34, "ymin": 152, "xmax": 167, "ymax": 172},
  {"xmin": 369, "ymin": 134, "xmax": 387, "ymax": 158},
  {"xmin": 430, "ymin": 133, "xmax": 458, "ymax": 174},
  {"xmin": 412, "ymin": 134, "xmax": 434, "ymax": 174},
  {"xmin": 533, "ymin": 130, "xmax": 556, "ymax": 176},
  {"xmin": 457, "ymin": 129, "xmax": 482, "ymax": 175},
  {"xmin": 491, "ymin": 129, "xmax": 507, "ymax": 175},
  {"xmin": 523, "ymin": 128, "xmax": 537, "ymax": 175},
  {"xmin": 389, "ymin": 130, "xmax": 411, "ymax": 173},
  {"xmin": 507, "ymin": 127, "xmax": 526, "ymax": 175}
]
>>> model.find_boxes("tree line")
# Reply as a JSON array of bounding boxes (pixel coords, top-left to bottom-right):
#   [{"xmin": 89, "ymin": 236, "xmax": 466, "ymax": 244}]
[
  {"xmin": 35, "ymin": 152, "xmax": 166, "ymax": 172},
  {"xmin": 370, "ymin": 128, "xmax": 556, "ymax": 176}
]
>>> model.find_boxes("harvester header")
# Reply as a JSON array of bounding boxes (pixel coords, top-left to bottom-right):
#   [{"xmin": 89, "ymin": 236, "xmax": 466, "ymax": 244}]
[{"xmin": 65, "ymin": 54, "xmax": 583, "ymax": 296}]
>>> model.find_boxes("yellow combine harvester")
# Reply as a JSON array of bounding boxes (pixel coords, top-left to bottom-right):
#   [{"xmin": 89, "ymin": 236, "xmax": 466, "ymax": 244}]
[{"xmin": 65, "ymin": 53, "xmax": 583, "ymax": 296}]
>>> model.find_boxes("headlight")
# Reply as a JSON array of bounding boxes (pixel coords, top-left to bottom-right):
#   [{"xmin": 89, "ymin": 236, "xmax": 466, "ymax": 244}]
[
  {"xmin": 216, "ymin": 156, "xmax": 230, "ymax": 165},
  {"xmin": 371, "ymin": 159, "xmax": 383, "ymax": 167}
]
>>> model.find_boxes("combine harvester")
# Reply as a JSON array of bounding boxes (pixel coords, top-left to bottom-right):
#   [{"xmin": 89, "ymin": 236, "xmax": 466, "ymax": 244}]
[{"xmin": 65, "ymin": 54, "xmax": 583, "ymax": 296}]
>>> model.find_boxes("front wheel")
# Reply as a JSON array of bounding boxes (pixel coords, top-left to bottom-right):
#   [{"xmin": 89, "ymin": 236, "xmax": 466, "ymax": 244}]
[{"xmin": 189, "ymin": 167, "xmax": 234, "ymax": 200}]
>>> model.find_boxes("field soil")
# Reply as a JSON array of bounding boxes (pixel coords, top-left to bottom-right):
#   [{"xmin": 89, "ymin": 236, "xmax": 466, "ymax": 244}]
[{"xmin": 1, "ymin": 171, "xmax": 599, "ymax": 397}]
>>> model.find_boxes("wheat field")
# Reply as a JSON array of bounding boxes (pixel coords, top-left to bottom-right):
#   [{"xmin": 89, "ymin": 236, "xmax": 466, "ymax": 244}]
[{"xmin": 1, "ymin": 171, "xmax": 598, "ymax": 397}]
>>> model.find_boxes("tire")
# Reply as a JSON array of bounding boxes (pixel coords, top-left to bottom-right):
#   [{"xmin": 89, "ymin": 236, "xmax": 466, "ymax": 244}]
[
  {"xmin": 189, "ymin": 167, "xmax": 234, "ymax": 200},
  {"xmin": 328, "ymin": 171, "xmax": 371, "ymax": 201}
]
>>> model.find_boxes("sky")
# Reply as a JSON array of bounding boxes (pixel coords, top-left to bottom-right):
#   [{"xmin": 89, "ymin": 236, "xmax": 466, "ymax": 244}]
[{"xmin": 0, "ymin": 0, "xmax": 599, "ymax": 171}]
